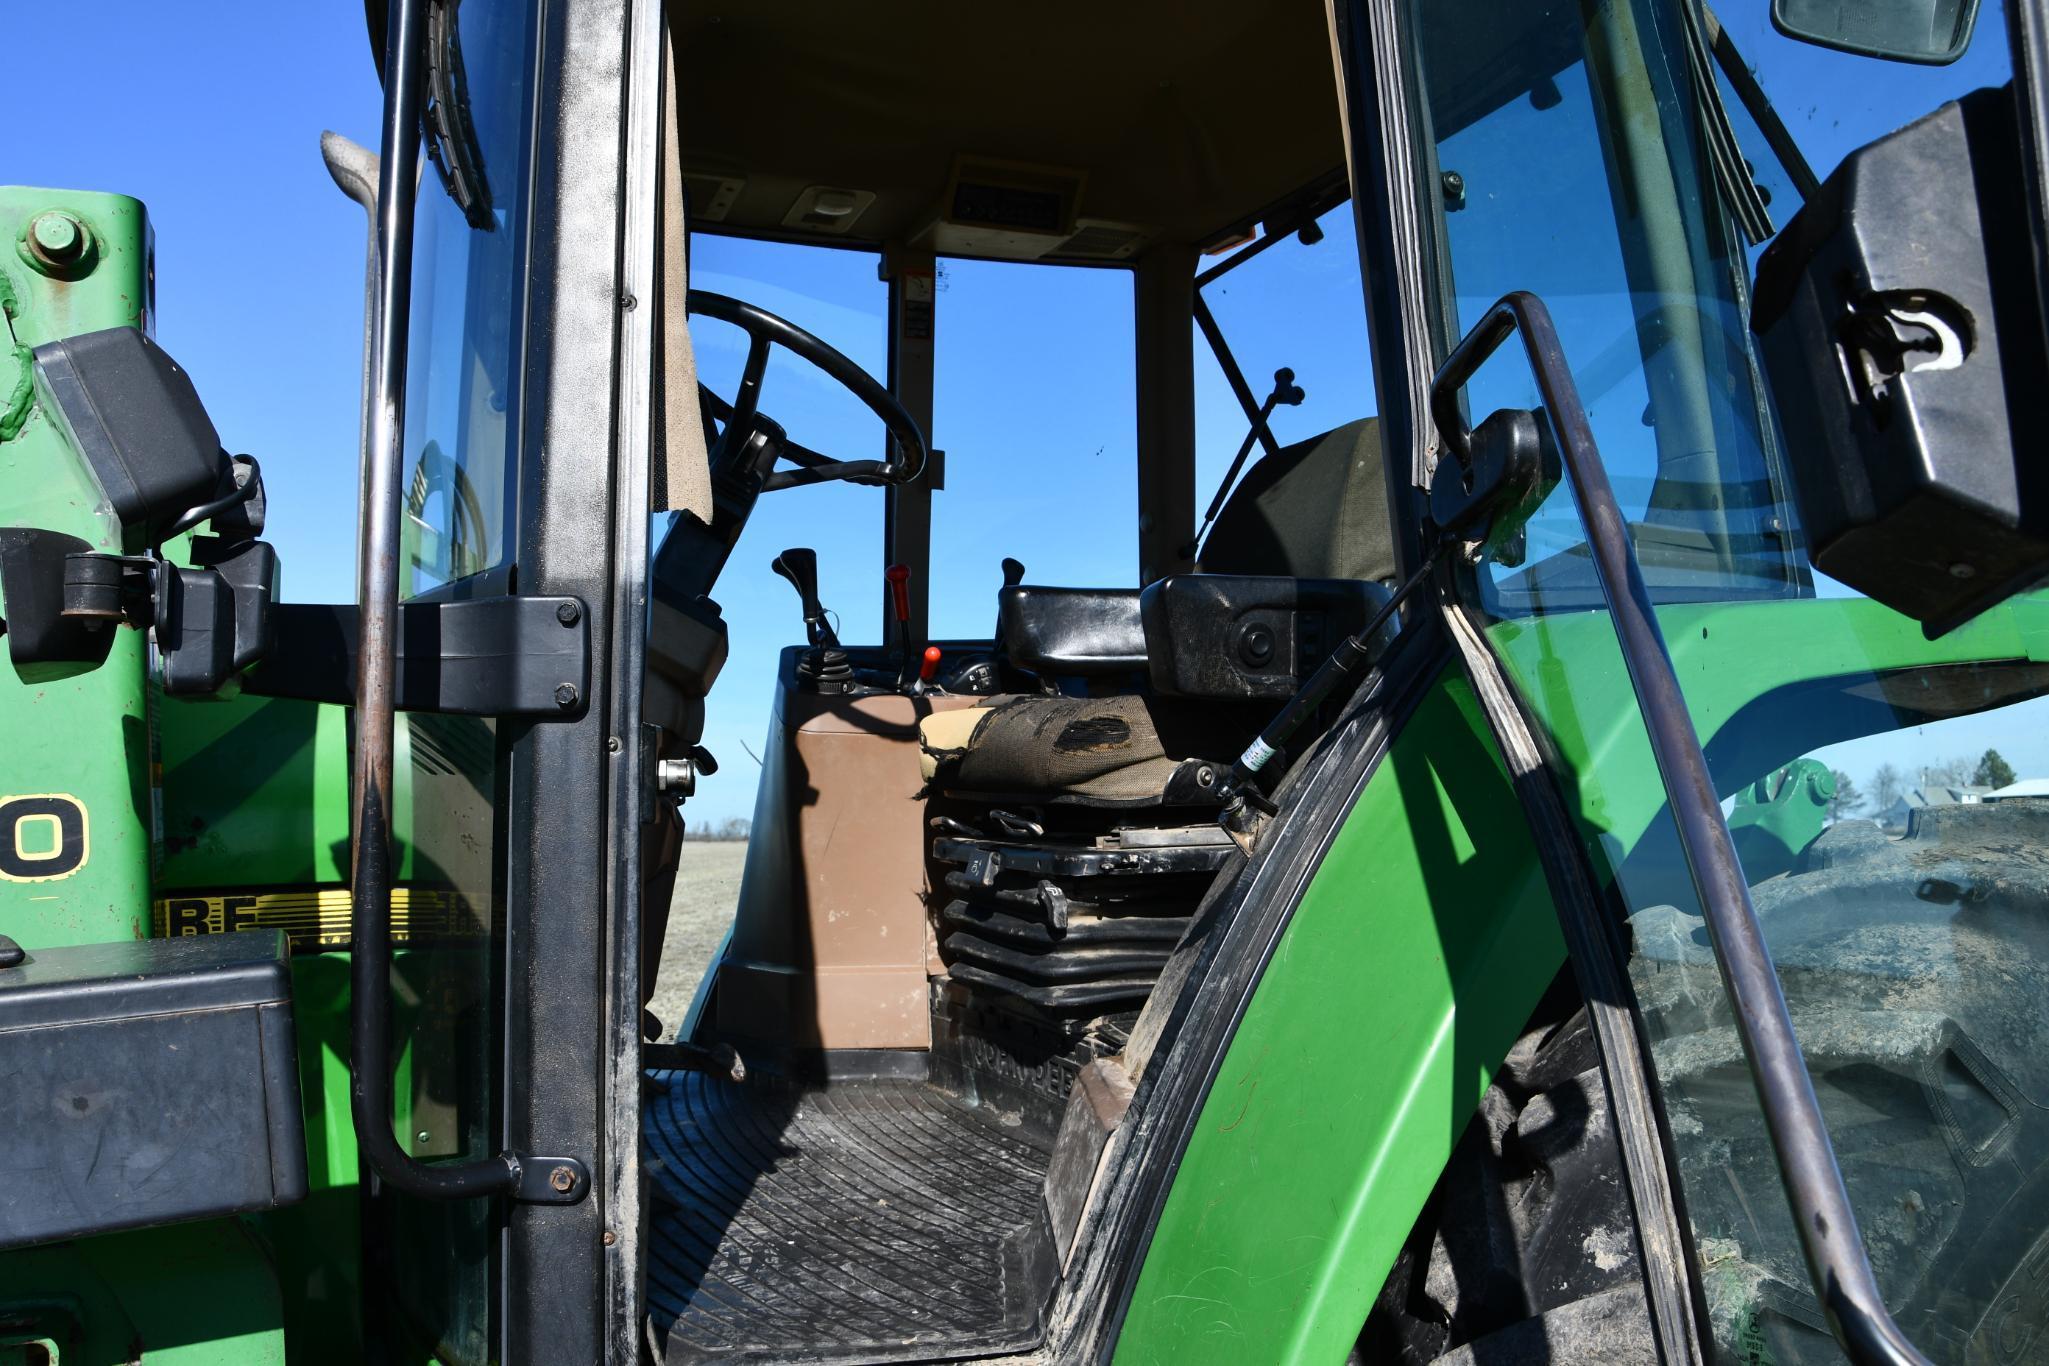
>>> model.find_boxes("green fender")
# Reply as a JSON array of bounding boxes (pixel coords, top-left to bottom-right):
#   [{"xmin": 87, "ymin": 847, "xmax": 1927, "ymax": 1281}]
[{"xmin": 1119, "ymin": 671, "xmax": 1564, "ymax": 1363}]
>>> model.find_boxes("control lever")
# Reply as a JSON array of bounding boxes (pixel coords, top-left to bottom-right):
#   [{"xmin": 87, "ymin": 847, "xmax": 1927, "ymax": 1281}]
[
  {"xmin": 886, "ymin": 563, "xmax": 913, "ymax": 685},
  {"xmin": 1001, "ymin": 557, "xmax": 1026, "ymax": 588},
  {"xmin": 912, "ymin": 645, "xmax": 943, "ymax": 696},
  {"xmin": 1181, "ymin": 368, "xmax": 1306, "ymax": 559},
  {"xmin": 771, "ymin": 548, "xmax": 838, "ymax": 649}
]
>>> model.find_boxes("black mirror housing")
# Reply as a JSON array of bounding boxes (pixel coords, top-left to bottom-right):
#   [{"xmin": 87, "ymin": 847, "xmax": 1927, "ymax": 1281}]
[
  {"xmin": 1752, "ymin": 86, "xmax": 2049, "ymax": 636},
  {"xmin": 32, "ymin": 327, "xmax": 227, "ymax": 552},
  {"xmin": 1772, "ymin": 0, "xmax": 1982, "ymax": 64}
]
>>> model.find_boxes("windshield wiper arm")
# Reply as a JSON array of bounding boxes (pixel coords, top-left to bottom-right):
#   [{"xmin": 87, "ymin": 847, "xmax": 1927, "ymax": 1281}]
[
  {"xmin": 1684, "ymin": 2, "xmax": 1778, "ymax": 244},
  {"xmin": 1702, "ymin": 3, "xmax": 1823, "ymax": 202}
]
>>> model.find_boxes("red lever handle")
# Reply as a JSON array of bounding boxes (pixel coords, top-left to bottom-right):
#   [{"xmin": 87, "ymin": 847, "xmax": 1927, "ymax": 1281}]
[
  {"xmin": 886, "ymin": 563, "xmax": 911, "ymax": 622},
  {"xmin": 918, "ymin": 645, "xmax": 942, "ymax": 682}
]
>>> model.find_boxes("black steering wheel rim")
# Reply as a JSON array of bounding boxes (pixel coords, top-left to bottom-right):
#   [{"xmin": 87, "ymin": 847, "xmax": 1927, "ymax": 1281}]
[{"xmin": 687, "ymin": 289, "xmax": 928, "ymax": 489}]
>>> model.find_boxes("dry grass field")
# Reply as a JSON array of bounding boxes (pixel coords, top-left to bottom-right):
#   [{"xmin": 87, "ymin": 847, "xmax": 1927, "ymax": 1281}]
[{"xmin": 645, "ymin": 839, "xmax": 749, "ymax": 1035}]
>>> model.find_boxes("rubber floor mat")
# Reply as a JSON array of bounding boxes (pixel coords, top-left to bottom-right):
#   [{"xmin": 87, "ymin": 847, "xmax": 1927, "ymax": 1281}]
[{"xmin": 644, "ymin": 1071, "xmax": 1058, "ymax": 1364}]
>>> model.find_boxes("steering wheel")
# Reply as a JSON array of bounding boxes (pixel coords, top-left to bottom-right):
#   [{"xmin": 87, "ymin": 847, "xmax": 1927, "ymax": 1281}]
[{"xmin": 688, "ymin": 290, "xmax": 928, "ymax": 492}]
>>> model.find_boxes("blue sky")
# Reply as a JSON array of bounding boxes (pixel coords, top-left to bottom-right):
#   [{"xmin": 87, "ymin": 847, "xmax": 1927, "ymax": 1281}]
[
  {"xmin": 15, "ymin": 1, "xmax": 2039, "ymax": 822},
  {"xmin": 10, "ymin": 3, "xmax": 381, "ymax": 611},
  {"xmin": 5, "ymin": 4, "xmax": 1378, "ymax": 826}
]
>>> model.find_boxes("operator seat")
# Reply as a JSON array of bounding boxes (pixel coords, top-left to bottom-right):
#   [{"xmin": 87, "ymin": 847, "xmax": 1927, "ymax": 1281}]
[{"xmin": 920, "ymin": 417, "xmax": 1393, "ymax": 805}]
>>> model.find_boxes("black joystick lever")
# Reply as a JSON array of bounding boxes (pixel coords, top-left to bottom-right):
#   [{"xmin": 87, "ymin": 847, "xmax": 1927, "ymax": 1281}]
[{"xmin": 772, "ymin": 548, "xmax": 839, "ymax": 649}]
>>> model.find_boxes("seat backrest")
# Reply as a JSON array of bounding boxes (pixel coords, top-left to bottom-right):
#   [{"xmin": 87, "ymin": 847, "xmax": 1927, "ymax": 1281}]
[{"xmin": 1196, "ymin": 416, "xmax": 1394, "ymax": 584}]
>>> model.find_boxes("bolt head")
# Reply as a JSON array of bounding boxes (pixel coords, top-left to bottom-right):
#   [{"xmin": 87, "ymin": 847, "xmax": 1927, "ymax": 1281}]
[
  {"xmin": 23, "ymin": 212, "xmax": 90, "ymax": 275},
  {"xmin": 1949, "ymin": 562, "xmax": 1977, "ymax": 580},
  {"xmin": 554, "ymin": 682, "xmax": 579, "ymax": 708},
  {"xmin": 29, "ymin": 213, "xmax": 83, "ymax": 261},
  {"xmin": 602, "ymin": 1230, "xmax": 618, "ymax": 1247},
  {"xmin": 416, "ymin": 1130, "xmax": 431, "ymax": 1144},
  {"xmin": 549, "ymin": 1164, "xmax": 577, "ymax": 1193},
  {"xmin": 556, "ymin": 600, "xmax": 580, "ymax": 625}
]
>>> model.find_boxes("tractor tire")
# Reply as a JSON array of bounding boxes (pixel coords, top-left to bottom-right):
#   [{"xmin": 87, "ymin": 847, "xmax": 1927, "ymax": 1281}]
[{"xmin": 1355, "ymin": 975, "xmax": 1659, "ymax": 1364}]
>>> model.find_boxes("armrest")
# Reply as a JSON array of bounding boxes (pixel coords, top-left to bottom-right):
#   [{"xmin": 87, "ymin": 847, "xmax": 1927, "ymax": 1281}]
[
  {"xmin": 1139, "ymin": 574, "xmax": 1391, "ymax": 699},
  {"xmin": 995, "ymin": 585, "xmax": 1147, "ymax": 676}
]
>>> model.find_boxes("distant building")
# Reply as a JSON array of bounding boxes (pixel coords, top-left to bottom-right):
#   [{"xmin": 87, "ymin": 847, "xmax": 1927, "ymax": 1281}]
[
  {"xmin": 1874, "ymin": 784, "xmax": 1992, "ymax": 833},
  {"xmin": 1984, "ymin": 778, "xmax": 2049, "ymax": 802}
]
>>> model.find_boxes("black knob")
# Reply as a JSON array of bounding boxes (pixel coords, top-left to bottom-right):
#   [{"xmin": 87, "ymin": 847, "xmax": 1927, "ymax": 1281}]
[
  {"xmin": 1001, "ymin": 557, "xmax": 1027, "ymax": 588},
  {"xmin": 772, "ymin": 548, "xmax": 838, "ymax": 648},
  {"xmin": 772, "ymin": 548, "xmax": 822, "ymax": 617},
  {"xmin": 1239, "ymin": 622, "xmax": 1276, "ymax": 668}
]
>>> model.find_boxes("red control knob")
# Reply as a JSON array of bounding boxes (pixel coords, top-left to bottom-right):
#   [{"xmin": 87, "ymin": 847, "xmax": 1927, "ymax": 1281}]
[
  {"xmin": 918, "ymin": 645, "xmax": 942, "ymax": 683},
  {"xmin": 886, "ymin": 563, "xmax": 911, "ymax": 623}
]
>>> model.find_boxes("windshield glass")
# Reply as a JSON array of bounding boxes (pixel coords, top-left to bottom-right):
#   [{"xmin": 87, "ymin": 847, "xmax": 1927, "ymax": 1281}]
[
  {"xmin": 1193, "ymin": 197, "xmax": 1388, "ymax": 583},
  {"xmin": 1407, "ymin": 0, "xmax": 2041, "ymax": 1359},
  {"xmin": 929, "ymin": 256, "xmax": 1139, "ymax": 636}
]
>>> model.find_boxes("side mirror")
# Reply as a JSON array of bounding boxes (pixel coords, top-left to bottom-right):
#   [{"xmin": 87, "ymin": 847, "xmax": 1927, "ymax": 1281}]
[
  {"xmin": 32, "ymin": 327, "xmax": 231, "ymax": 552},
  {"xmin": 1772, "ymin": 0, "xmax": 1982, "ymax": 65},
  {"xmin": 1752, "ymin": 87, "xmax": 2049, "ymax": 636},
  {"xmin": 8, "ymin": 327, "xmax": 278, "ymax": 688}
]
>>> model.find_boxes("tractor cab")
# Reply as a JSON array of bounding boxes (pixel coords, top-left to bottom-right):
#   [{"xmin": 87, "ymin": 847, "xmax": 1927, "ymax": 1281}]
[
  {"xmin": 632, "ymin": 6, "xmax": 1398, "ymax": 1358},
  {"xmin": 7, "ymin": 0, "xmax": 2049, "ymax": 1362}
]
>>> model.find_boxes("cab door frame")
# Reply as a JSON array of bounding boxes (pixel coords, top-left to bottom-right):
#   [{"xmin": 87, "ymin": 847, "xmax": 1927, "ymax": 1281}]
[{"xmin": 490, "ymin": 0, "xmax": 657, "ymax": 1358}]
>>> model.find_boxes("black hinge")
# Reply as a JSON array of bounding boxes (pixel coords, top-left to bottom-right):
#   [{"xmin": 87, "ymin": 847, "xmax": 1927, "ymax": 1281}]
[{"xmin": 245, "ymin": 596, "xmax": 591, "ymax": 717}]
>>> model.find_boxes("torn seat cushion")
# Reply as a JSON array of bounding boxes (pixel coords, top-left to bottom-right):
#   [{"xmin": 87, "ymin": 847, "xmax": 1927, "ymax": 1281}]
[{"xmin": 919, "ymin": 694, "xmax": 1230, "ymax": 804}]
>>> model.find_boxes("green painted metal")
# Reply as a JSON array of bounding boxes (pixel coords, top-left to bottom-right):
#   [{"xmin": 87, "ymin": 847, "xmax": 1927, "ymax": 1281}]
[
  {"xmin": 256, "ymin": 955, "xmax": 368, "ymax": 1365},
  {"xmin": 1119, "ymin": 588, "xmax": 2049, "ymax": 1361},
  {"xmin": 159, "ymin": 694, "xmax": 422, "ymax": 892},
  {"xmin": 1117, "ymin": 671, "xmax": 1565, "ymax": 1363},
  {"xmin": 1486, "ymin": 592, "xmax": 2049, "ymax": 859},
  {"xmin": 0, "ymin": 1219, "xmax": 285, "ymax": 1363},
  {"xmin": 158, "ymin": 693, "xmax": 354, "ymax": 890},
  {"xmin": 1725, "ymin": 757, "xmax": 1834, "ymax": 883},
  {"xmin": 0, "ymin": 186, "xmax": 155, "ymax": 950}
]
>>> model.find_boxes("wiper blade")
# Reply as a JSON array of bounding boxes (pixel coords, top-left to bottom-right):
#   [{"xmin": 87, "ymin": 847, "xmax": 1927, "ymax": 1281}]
[
  {"xmin": 1702, "ymin": 3, "xmax": 1824, "ymax": 202},
  {"xmin": 1684, "ymin": 1, "xmax": 1776, "ymax": 244},
  {"xmin": 423, "ymin": 0, "xmax": 493, "ymax": 229}
]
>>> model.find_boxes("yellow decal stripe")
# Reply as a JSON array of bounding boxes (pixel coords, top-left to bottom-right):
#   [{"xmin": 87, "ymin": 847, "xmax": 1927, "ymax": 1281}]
[{"xmin": 151, "ymin": 887, "xmax": 489, "ymax": 952}]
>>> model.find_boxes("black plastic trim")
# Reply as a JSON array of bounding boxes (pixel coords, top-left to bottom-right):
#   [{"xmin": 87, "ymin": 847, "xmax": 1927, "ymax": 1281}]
[
  {"xmin": 1056, "ymin": 614, "xmax": 1450, "ymax": 1360},
  {"xmin": 248, "ymin": 596, "xmax": 591, "ymax": 716},
  {"xmin": 1438, "ymin": 572, "xmax": 1711, "ymax": 1365}
]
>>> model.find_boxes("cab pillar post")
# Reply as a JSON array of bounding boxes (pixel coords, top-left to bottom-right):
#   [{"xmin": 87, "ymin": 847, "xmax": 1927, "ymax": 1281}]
[
  {"xmin": 1135, "ymin": 245, "xmax": 1198, "ymax": 584},
  {"xmin": 883, "ymin": 245, "xmax": 936, "ymax": 645}
]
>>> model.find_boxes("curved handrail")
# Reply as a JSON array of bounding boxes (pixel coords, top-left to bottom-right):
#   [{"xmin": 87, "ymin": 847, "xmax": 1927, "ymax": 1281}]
[
  {"xmin": 348, "ymin": 0, "xmax": 585, "ymax": 1207},
  {"xmin": 1431, "ymin": 291, "xmax": 1931, "ymax": 1366}
]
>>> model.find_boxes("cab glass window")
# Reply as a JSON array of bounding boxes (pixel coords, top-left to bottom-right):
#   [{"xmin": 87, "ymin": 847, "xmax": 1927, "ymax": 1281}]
[
  {"xmin": 1196, "ymin": 198, "xmax": 1378, "ymax": 462},
  {"xmin": 1409, "ymin": 0, "xmax": 2036, "ymax": 1357},
  {"xmin": 399, "ymin": 1, "xmax": 538, "ymax": 598},
  {"xmin": 385, "ymin": 2, "xmax": 539, "ymax": 1358}
]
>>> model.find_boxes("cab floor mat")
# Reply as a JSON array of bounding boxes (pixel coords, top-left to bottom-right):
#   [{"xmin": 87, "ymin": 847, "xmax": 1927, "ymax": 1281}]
[{"xmin": 643, "ymin": 1070, "xmax": 1058, "ymax": 1364}]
